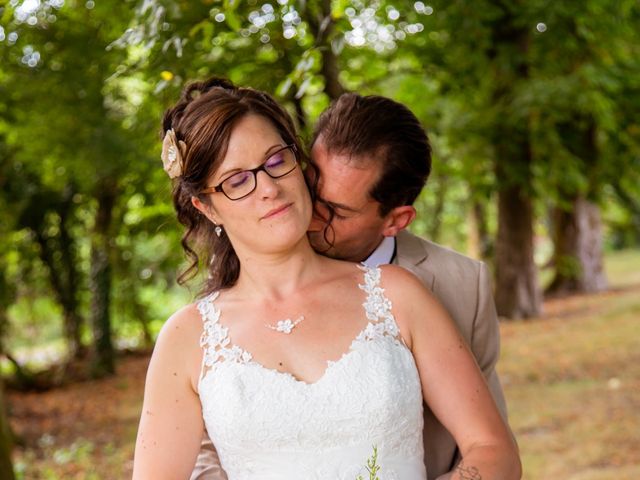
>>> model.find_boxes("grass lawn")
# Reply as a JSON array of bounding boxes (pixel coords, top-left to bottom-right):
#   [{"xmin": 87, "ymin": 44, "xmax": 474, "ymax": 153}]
[
  {"xmin": 7, "ymin": 250, "xmax": 640, "ymax": 479},
  {"xmin": 500, "ymin": 287, "xmax": 640, "ymax": 479}
]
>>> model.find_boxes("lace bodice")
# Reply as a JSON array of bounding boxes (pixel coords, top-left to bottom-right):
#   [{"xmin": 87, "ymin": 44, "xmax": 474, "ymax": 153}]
[{"xmin": 197, "ymin": 266, "xmax": 426, "ymax": 480}]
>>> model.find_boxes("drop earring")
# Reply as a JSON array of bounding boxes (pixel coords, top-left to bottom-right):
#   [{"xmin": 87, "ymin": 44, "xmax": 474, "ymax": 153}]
[{"xmin": 215, "ymin": 225, "xmax": 222, "ymax": 237}]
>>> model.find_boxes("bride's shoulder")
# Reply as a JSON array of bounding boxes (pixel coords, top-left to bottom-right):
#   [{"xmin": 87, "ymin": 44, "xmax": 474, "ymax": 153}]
[
  {"xmin": 155, "ymin": 302, "xmax": 205, "ymax": 352},
  {"xmin": 144, "ymin": 302, "xmax": 206, "ymax": 394},
  {"xmin": 313, "ymin": 256, "xmax": 362, "ymax": 283},
  {"xmin": 377, "ymin": 264, "xmax": 426, "ymax": 293},
  {"xmin": 376, "ymin": 264, "xmax": 447, "ymax": 329}
]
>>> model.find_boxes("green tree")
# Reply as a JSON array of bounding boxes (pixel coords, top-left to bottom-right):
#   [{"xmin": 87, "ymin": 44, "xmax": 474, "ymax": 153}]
[
  {"xmin": 0, "ymin": 137, "xmax": 16, "ymax": 480},
  {"xmin": 0, "ymin": 381, "xmax": 15, "ymax": 480},
  {"xmin": 530, "ymin": 1, "xmax": 640, "ymax": 294},
  {"xmin": 0, "ymin": 1, "xmax": 169, "ymax": 375}
]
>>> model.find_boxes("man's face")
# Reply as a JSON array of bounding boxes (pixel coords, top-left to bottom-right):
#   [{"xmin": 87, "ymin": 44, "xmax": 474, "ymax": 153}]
[{"xmin": 307, "ymin": 138, "xmax": 388, "ymax": 262}]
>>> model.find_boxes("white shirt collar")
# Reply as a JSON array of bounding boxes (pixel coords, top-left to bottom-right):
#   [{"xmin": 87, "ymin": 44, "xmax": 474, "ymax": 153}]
[{"xmin": 363, "ymin": 236, "xmax": 396, "ymax": 267}]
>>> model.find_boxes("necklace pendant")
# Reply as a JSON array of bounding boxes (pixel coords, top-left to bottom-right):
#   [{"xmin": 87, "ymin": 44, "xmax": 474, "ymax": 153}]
[{"xmin": 265, "ymin": 316, "xmax": 304, "ymax": 334}]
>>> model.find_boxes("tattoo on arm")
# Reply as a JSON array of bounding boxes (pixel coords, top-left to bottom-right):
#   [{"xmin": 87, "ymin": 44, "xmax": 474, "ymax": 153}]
[{"xmin": 455, "ymin": 460, "xmax": 482, "ymax": 480}]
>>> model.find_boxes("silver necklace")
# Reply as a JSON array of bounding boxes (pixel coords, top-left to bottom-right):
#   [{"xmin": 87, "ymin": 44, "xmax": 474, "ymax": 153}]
[{"xmin": 264, "ymin": 316, "xmax": 305, "ymax": 334}]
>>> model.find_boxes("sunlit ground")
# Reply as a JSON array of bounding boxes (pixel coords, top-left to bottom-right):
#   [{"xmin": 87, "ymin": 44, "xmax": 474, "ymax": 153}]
[
  {"xmin": 7, "ymin": 249, "xmax": 640, "ymax": 479},
  {"xmin": 501, "ymin": 283, "xmax": 640, "ymax": 478},
  {"xmin": 497, "ymin": 250, "xmax": 640, "ymax": 479}
]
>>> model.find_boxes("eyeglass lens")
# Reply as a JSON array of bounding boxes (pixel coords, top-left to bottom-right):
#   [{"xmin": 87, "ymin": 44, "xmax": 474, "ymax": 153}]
[{"xmin": 221, "ymin": 146, "xmax": 296, "ymax": 200}]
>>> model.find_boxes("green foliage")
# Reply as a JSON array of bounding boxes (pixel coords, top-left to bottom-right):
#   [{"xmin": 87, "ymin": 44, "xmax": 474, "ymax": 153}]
[
  {"xmin": 0, "ymin": 1, "xmax": 187, "ymax": 366},
  {"xmin": 356, "ymin": 445, "xmax": 381, "ymax": 480},
  {"xmin": 0, "ymin": 0, "xmax": 638, "ymax": 366},
  {"xmin": 554, "ymin": 254, "xmax": 583, "ymax": 281}
]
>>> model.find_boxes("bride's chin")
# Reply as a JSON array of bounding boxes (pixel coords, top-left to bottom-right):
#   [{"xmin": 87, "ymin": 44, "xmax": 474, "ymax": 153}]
[{"xmin": 246, "ymin": 227, "xmax": 310, "ymax": 255}]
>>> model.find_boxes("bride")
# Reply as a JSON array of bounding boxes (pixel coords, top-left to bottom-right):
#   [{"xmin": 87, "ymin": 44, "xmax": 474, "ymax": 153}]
[{"xmin": 132, "ymin": 78, "xmax": 520, "ymax": 480}]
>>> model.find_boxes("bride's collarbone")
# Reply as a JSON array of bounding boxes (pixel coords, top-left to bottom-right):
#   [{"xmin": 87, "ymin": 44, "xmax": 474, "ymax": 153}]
[
  {"xmin": 220, "ymin": 277, "xmax": 365, "ymax": 330},
  {"xmin": 208, "ymin": 272, "xmax": 370, "ymax": 375},
  {"xmin": 215, "ymin": 301, "xmax": 368, "ymax": 381}
]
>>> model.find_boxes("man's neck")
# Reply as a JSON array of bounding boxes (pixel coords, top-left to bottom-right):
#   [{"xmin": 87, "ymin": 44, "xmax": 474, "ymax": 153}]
[{"xmin": 362, "ymin": 236, "xmax": 396, "ymax": 267}]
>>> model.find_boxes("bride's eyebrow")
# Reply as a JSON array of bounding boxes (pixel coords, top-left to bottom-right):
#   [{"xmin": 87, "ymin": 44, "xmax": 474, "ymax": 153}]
[{"xmin": 217, "ymin": 143, "xmax": 285, "ymax": 179}]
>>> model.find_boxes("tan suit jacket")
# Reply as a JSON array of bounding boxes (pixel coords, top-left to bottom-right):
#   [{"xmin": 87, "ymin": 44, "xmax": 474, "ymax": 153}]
[
  {"xmin": 190, "ymin": 230, "xmax": 507, "ymax": 480},
  {"xmin": 394, "ymin": 230, "xmax": 508, "ymax": 478}
]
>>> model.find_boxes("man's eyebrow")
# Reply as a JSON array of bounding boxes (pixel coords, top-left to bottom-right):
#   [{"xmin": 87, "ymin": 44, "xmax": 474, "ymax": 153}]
[{"xmin": 321, "ymin": 198, "xmax": 359, "ymax": 213}]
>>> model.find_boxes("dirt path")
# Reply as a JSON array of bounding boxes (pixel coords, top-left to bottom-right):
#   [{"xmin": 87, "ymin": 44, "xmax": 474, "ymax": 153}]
[{"xmin": 8, "ymin": 354, "xmax": 149, "ymax": 479}]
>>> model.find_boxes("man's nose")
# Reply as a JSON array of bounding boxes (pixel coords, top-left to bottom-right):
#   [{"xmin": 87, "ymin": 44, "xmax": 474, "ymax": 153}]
[
  {"xmin": 308, "ymin": 201, "xmax": 330, "ymax": 232},
  {"xmin": 308, "ymin": 213, "xmax": 326, "ymax": 233}
]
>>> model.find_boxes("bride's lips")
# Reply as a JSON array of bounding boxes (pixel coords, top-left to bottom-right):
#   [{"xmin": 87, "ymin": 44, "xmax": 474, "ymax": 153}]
[{"xmin": 261, "ymin": 203, "xmax": 293, "ymax": 220}]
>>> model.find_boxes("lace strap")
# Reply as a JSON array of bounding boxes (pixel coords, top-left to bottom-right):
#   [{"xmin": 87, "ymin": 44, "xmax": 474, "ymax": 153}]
[
  {"xmin": 197, "ymin": 292, "xmax": 251, "ymax": 383},
  {"xmin": 197, "ymin": 291, "xmax": 225, "ymax": 381},
  {"xmin": 357, "ymin": 264, "xmax": 401, "ymax": 340}
]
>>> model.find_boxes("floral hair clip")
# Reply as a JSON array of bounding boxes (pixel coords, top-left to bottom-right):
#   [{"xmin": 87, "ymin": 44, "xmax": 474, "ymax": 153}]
[{"xmin": 161, "ymin": 129, "xmax": 187, "ymax": 179}]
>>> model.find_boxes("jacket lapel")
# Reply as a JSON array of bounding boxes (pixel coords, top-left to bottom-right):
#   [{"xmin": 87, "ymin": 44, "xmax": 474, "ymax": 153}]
[{"xmin": 394, "ymin": 230, "xmax": 436, "ymax": 290}]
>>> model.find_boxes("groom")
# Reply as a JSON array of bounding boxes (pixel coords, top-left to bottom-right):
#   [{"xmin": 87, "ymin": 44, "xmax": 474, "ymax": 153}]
[{"xmin": 191, "ymin": 94, "xmax": 509, "ymax": 479}]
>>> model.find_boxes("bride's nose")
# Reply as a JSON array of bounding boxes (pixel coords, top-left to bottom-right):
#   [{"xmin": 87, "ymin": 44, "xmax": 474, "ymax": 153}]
[{"xmin": 256, "ymin": 170, "xmax": 281, "ymax": 198}]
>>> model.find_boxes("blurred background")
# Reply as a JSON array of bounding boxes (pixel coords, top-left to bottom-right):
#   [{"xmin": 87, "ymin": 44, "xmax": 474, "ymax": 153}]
[{"xmin": 0, "ymin": 0, "xmax": 638, "ymax": 478}]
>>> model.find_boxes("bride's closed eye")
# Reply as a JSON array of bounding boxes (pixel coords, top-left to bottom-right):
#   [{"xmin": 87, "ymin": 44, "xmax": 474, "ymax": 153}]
[
  {"xmin": 266, "ymin": 151, "xmax": 286, "ymax": 168},
  {"xmin": 228, "ymin": 171, "xmax": 252, "ymax": 188}
]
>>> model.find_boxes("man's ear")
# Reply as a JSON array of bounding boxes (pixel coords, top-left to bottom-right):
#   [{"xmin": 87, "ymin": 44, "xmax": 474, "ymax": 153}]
[
  {"xmin": 381, "ymin": 205, "xmax": 416, "ymax": 237},
  {"xmin": 191, "ymin": 196, "xmax": 222, "ymax": 226}
]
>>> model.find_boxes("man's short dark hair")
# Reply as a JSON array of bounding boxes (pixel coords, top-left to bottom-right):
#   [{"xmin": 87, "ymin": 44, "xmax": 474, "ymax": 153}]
[{"xmin": 312, "ymin": 93, "xmax": 431, "ymax": 216}]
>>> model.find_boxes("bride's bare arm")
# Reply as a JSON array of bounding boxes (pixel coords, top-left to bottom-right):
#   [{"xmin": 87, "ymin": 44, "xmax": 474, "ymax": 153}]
[
  {"xmin": 380, "ymin": 265, "xmax": 521, "ymax": 480},
  {"xmin": 133, "ymin": 306, "xmax": 205, "ymax": 479}
]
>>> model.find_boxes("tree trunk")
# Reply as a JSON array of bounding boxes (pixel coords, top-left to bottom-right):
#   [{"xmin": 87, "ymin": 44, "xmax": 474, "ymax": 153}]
[
  {"xmin": 289, "ymin": 93, "xmax": 308, "ymax": 133},
  {"xmin": 134, "ymin": 301, "xmax": 154, "ymax": 349},
  {"xmin": 495, "ymin": 183, "xmax": 542, "ymax": 318},
  {"xmin": 28, "ymin": 188, "xmax": 84, "ymax": 359},
  {"xmin": 428, "ymin": 174, "xmax": 447, "ymax": 244},
  {"xmin": 492, "ymin": 85, "xmax": 542, "ymax": 319},
  {"xmin": 0, "ymin": 382, "xmax": 15, "ymax": 480},
  {"xmin": 305, "ymin": 0, "xmax": 346, "ymax": 100},
  {"xmin": 34, "ymin": 228, "xmax": 84, "ymax": 359},
  {"xmin": 490, "ymin": 10, "xmax": 542, "ymax": 319},
  {"xmin": 546, "ymin": 197, "xmax": 607, "ymax": 295},
  {"xmin": 89, "ymin": 185, "xmax": 116, "ymax": 377},
  {"xmin": 0, "ymin": 267, "xmax": 12, "ymax": 356},
  {"xmin": 547, "ymin": 116, "xmax": 607, "ymax": 294},
  {"xmin": 319, "ymin": 43, "xmax": 346, "ymax": 100},
  {"xmin": 0, "ymin": 270, "xmax": 16, "ymax": 480},
  {"xmin": 468, "ymin": 198, "xmax": 493, "ymax": 261},
  {"xmin": 19, "ymin": 186, "xmax": 84, "ymax": 359},
  {"xmin": 58, "ymin": 188, "xmax": 86, "ymax": 358}
]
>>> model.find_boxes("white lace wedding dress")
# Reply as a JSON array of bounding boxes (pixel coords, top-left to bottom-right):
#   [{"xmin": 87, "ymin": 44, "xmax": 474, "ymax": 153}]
[{"xmin": 197, "ymin": 266, "xmax": 426, "ymax": 480}]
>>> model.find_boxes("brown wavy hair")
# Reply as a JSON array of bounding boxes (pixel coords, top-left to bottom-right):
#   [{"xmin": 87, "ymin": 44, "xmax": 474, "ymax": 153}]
[
  {"xmin": 162, "ymin": 77, "xmax": 305, "ymax": 296},
  {"xmin": 312, "ymin": 93, "xmax": 431, "ymax": 216}
]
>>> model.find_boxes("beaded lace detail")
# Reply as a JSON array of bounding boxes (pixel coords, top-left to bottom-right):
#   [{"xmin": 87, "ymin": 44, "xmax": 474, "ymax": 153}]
[
  {"xmin": 198, "ymin": 292, "xmax": 252, "ymax": 381},
  {"xmin": 356, "ymin": 264, "xmax": 401, "ymax": 341},
  {"xmin": 196, "ymin": 265, "xmax": 426, "ymax": 480}
]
